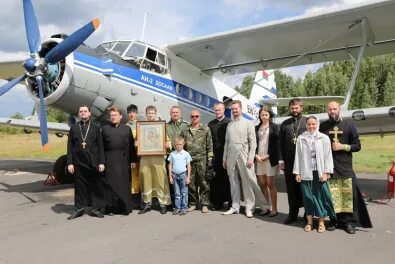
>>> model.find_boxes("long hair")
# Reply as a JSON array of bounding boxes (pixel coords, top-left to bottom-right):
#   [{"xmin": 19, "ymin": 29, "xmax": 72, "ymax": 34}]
[{"xmin": 256, "ymin": 107, "xmax": 274, "ymax": 128}]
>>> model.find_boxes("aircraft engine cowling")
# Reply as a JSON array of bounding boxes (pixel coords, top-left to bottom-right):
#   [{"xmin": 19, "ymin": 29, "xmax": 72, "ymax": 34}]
[{"xmin": 25, "ymin": 38, "xmax": 74, "ymax": 106}]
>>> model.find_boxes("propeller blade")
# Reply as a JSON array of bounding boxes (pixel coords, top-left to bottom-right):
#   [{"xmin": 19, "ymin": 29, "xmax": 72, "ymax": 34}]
[
  {"xmin": 36, "ymin": 76, "xmax": 49, "ymax": 152},
  {"xmin": 23, "ymin": 0, "xmax": 41, "ymax": 54},
  {"xmin": 45, "ymin": 18, "xmax": 100, "ymax": 64},
  {"xmin": 0, "ymin": 75, "xmax": 26, "ymax": 96}
]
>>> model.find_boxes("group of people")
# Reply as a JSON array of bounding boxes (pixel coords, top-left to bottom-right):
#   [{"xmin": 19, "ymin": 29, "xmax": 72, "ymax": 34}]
[{"xmin": 66, "ymin": 98, "xmax": 372, "ymax": 234}]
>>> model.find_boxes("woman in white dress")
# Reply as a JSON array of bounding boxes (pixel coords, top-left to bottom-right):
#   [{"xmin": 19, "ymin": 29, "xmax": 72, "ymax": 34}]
[{"xmin": 255, "ymin": 107, "xmax": 279, "ymax": 217}]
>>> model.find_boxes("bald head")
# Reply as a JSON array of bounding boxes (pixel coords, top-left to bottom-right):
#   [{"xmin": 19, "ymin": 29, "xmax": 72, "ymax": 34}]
[{"xmin": 327, "ymin": 101, "xmax": 341, "ymax": 121}]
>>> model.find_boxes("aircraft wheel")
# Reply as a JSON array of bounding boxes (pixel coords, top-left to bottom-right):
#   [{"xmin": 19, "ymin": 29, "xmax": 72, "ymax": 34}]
[{"xmin": 53, "ymin": 155, "xmax": 74, "ymax": 184}]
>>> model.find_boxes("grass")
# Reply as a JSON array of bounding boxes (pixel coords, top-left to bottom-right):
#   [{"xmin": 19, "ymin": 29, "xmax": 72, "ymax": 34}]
[
  {"xmin": 0, "ymin": 132, "xmax": 67, "ymax": 160},
  {"xmin": 0, "ymin": 132, "xmax": 394, "ymax": 174},
  {"xmin": 353, "ymin": 134, "xmax": 395, "ymax": 174}
]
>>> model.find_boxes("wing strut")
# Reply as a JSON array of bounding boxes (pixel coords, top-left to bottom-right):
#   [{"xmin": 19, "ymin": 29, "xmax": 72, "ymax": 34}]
[{"xmin": 343, "ymin": 17, "xmax": 371, "ymax": 110}]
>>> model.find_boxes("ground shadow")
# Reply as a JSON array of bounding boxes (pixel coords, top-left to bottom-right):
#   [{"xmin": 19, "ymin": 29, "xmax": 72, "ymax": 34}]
[
  {"xmin": 0, "ymin": 180, "xmax": 72, "ymax": 194},
  {"xmin": 51, "ymin": 203, "xmax": 75, "ymax": 215},
  {"xmin": 0, "ymin": 159, "xmax": 54, "ymax": 174}
]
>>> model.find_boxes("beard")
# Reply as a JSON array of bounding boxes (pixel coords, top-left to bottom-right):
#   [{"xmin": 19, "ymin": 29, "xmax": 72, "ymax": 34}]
[
  {"xmin": 291, "ymin": 111, "xmax": 301, "ymax": 118},
  {"xmin": 328, "ymin": 113, "xmax": 339, "ymax": 122}
]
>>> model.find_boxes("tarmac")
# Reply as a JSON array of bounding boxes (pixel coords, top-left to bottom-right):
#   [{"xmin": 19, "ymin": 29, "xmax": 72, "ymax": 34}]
[{"xmin": 0, "ymin": 159, "xmax": 394, "ymax": 264}]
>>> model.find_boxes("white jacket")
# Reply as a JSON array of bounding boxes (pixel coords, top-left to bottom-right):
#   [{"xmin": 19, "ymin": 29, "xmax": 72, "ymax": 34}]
[{"xmin": 293, "ymin": 131, "xmax": 333, "ymax": 180}]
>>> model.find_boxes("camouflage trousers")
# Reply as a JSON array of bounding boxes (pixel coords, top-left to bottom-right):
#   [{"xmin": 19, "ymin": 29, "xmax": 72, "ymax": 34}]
[{"xmin": 189, "ymin": 159, "xmax": 210, "ymax": 206}]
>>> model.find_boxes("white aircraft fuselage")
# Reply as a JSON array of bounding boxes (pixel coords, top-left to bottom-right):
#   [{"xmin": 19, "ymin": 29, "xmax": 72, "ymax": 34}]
[{"xmin": 28, "ymin": 38, "xmax": 260, "ymax": 125}]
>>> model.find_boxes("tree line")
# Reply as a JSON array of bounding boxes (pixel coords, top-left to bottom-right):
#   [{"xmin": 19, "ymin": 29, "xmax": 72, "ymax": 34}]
[{"xmin": 236, "ymin": 54, "xmax": 395, "ymax": 116}]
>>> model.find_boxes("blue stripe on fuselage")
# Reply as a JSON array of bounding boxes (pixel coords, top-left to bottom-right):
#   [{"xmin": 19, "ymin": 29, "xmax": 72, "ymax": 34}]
[{"xmin": 74, "ymin": 51, "xmax": 255, "ymax": 120}]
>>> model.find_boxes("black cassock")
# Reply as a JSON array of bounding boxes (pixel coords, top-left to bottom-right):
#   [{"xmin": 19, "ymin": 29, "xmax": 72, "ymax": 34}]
[
  {"xmin": 278, "ymin": 116, "xmax": 307, "ymax": 217},
  {"xmin": 67, "ymin": 121, "xmax": 107, "ymax": 209},
  {"xmin": 102, "ymin": 123, "xmax": 137, "ymax": 214},
  {"xmin": 320, "ymin": 118, "xmax": 372, "ymax": 228},
  {"xmin": 208, "ymin": 117, "xmax": 231, "ymax": 208}
]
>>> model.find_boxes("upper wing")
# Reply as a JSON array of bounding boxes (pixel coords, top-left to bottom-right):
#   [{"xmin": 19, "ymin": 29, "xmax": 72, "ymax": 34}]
[{"xmin": 166, "ymin": 0, "xmax": 395, "ymax": 74}]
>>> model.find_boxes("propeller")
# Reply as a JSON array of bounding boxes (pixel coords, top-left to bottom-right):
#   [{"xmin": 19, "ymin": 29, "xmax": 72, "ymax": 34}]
[
  {"xmin": 0, "ymin": 75, "xmax": 26, "ymax": 96},
  {"xmin": 0, "ymin": 0, "xmax": 100, "ymax": 151}
]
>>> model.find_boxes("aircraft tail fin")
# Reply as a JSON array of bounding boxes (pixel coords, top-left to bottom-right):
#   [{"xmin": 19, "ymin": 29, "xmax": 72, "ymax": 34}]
[{"xmin": 249, "ymin": 70, "xmax": 277, "ymax": 115}]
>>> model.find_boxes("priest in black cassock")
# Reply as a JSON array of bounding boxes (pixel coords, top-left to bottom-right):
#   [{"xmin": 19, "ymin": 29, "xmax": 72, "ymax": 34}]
[
  {"xmin": 102, "ymin": 106, "xmax": 137, "ymax": 215},
  {"xmin": 67, "ymin": 105, "xmax": 107, "ymax": 220},
  {"xmin": 278, "ymin": 99, "xmax": 307, "ymax": 224},
  {"xmin": 320, "ymin": 101, "xmax": 372, "ymax": 234},
  {"xmin": 208, "ymin": 102, "xmax": 231, "ymax": 210}
]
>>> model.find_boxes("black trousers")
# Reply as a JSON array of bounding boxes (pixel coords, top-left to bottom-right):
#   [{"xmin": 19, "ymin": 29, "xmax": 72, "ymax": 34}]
[
  {"xmin": 210, "ymin": 162, "xmax": 232, "ymax": 208},
  {"xmin": 284, "ymin": 172, "xmax": 303, "ymax": 217},
  {"xmin": 74, "ymin": 165, "xmax": 108, "ymax": 210}
]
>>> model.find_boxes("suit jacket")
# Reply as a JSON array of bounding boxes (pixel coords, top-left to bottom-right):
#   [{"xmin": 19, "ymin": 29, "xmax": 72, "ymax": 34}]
[{"xmin": 255, "ymin": 122, "xmax": 279, "ymax": 167}]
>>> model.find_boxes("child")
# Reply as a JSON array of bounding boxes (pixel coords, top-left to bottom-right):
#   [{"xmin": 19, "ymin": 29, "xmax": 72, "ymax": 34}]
[{"xmin": 167, "ymin": 136, "xmax": 192, "ymax": 215}]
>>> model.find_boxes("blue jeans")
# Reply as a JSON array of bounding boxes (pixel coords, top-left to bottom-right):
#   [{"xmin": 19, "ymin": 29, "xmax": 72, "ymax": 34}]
[{"xmin": 172, "ymin": 172, "xmax": 188, "ymax": 210}]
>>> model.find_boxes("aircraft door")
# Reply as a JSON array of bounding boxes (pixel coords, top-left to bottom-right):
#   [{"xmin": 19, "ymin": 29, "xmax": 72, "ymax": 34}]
[{"xmin": 97, "ymin": 63, "xmax": 120, "ymax": 101}]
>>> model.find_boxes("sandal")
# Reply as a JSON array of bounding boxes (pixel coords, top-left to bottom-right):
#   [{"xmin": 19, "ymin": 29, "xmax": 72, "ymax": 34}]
[
  {"xmin": 259, "ymin": 209, "xmax": 271, "ymax": 216},
  {"xmin": 304, "ymin": 224, "xmax": 313, "ymax": 232},
  {"xmin": 268, "ymin": 211, "xmax": 278, "ymax": 217},
  {"xmin": 318, "ymin": 223, "xmax": 326, "ymax": 233}
]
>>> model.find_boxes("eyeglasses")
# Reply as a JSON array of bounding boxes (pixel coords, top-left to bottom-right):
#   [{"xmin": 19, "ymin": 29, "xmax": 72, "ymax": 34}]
[{"xmin": 190, "ymin": 115, "xmax": 200, "ymax": 118}]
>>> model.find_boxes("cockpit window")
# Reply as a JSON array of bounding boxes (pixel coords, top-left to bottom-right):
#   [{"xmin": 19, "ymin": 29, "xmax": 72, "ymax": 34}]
[
  {"xmin": 111, "ymin": 41, "xmax": 130, "ymax": 56},
  {"xmin": 125, "ymin": 42, "xmax": 146, "ymax": 58},
  {"xmin": 156, "ymin": 52, "xmax": 166, "ymax": 67},
  {"xmin": 98, "ymin": 40, "xmax": 169, "ymax": 74},
  {"xmin": 99, "ymin": 42, "xmax": 116, "ymax": 51}
]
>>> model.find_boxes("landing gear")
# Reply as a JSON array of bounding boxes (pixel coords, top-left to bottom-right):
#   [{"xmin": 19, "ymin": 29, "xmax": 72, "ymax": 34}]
[{"xmin": 53, "ymin": 155, "xmax": 73, "ymax": 184}]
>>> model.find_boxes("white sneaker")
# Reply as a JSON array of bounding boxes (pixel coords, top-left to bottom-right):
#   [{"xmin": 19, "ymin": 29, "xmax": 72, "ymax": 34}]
[
  {"xmin": 222, "ymin": 208, "xmax": 238, "ymax": 215},
  {"xmin": 246, "ymin": 210, "xmax": 253, "ymax": 218}
]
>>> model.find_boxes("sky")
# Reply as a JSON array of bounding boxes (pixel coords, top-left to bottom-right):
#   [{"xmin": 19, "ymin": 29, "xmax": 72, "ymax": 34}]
[{"xmin": 0, "ymin": 0, "xmax": 369, "ymax": 117}]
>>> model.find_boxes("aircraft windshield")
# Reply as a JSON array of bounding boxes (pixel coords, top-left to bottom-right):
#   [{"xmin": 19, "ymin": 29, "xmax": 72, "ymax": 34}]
[
  {"xmin": 111, "ymin": 41, "xmax": 130, "ymax": 56},
  {"xmin": 125, "ymin": 42, "xmax": 146, "ymax": 58},
  {"xmin": 97, "ymin": 40, "xmax": 169, "ymax": 74},
  {"xmin": 99, "ymin": 42, "xmax": 116, "ymax": 51}
]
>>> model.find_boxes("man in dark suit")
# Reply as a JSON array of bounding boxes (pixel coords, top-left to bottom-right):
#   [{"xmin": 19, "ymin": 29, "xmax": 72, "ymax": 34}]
[
  {"xmin": 278, "ymin": 99, "xmax": 307, "ymax": 224},
  {"xmin": 67, "ymin": 105, "xmax": 107, "ymax": 219},
  {"xmin": 208, "ymin": 102, "xmax": 231, "ymax": 210}
]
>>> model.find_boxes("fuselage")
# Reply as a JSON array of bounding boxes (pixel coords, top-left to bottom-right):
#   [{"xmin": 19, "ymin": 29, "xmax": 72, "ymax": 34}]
[
  {"xmin": 25, "ymin": 38, "xmax": 395, "ymax": 134},
  {"xmin": 31, "ymin": 38, "xmax": 258, "ymax": 125}
]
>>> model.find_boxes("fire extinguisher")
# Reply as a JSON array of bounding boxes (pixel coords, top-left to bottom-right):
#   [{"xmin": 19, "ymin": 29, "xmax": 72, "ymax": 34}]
[{"xmin": 388, "ymin": 160, "xmax": 395, "ymax": 198}]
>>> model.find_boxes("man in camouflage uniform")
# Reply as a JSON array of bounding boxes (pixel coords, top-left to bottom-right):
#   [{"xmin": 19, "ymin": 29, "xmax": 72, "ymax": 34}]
[
  {"xmin": 167, "ymin": 106, "xmax": 189, "ymax": 151},
  {"xmin": 182, "ymin": 109, "xmax": 213, "ymax": 213},
  {"xmin": 166, "ymin": 106, "xmax": 189, "ymax": 206}
]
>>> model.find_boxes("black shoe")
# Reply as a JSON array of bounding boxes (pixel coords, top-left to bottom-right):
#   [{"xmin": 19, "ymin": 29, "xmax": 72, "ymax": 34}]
[
  {"xmin": 91, "ymin": 209, "xmax": 104, "ymax": 218},
  {"xmin": 160, "ymin": 206, "xmax": 167, "ymax": 214},
  {"xmin": 326, "ymin": 219, "xmax": 337, "ymax": 231},
  {"xmin": 283, "ymin": 215, "xmax": 297, "ymax": 225},
  {"xmin": 345, "ymin": 225, "xmax": 356, "ymax": 234},
  {"xmin": 326, "ymin": 225, "xmax": 336, "ymax": 231},
  {"xmin": 68, "ymin": 209, "xmax": 84, "ymax": 220},
  {"xmin": 138, "ymin": 206, "xmax": 151, "ymax": 214}
]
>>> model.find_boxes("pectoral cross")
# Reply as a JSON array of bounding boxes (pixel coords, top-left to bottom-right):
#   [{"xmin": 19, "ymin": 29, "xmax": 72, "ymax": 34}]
[
  {"xmin": 329, "ymin": 126, "xmax": 343, "ymax": 142},
  {"xmin": 292, "ymin": 137, "xmax": 297, "ymax": 144},
  {"xmin": 82, "ymin": 141, "xmax": 87, "ymax": 149}
]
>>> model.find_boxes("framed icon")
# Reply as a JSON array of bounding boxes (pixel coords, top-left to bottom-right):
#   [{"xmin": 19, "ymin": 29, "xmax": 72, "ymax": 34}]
[{"xmin": 136, "ymin": 121, "xmax": 166, "ymax": 155}]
